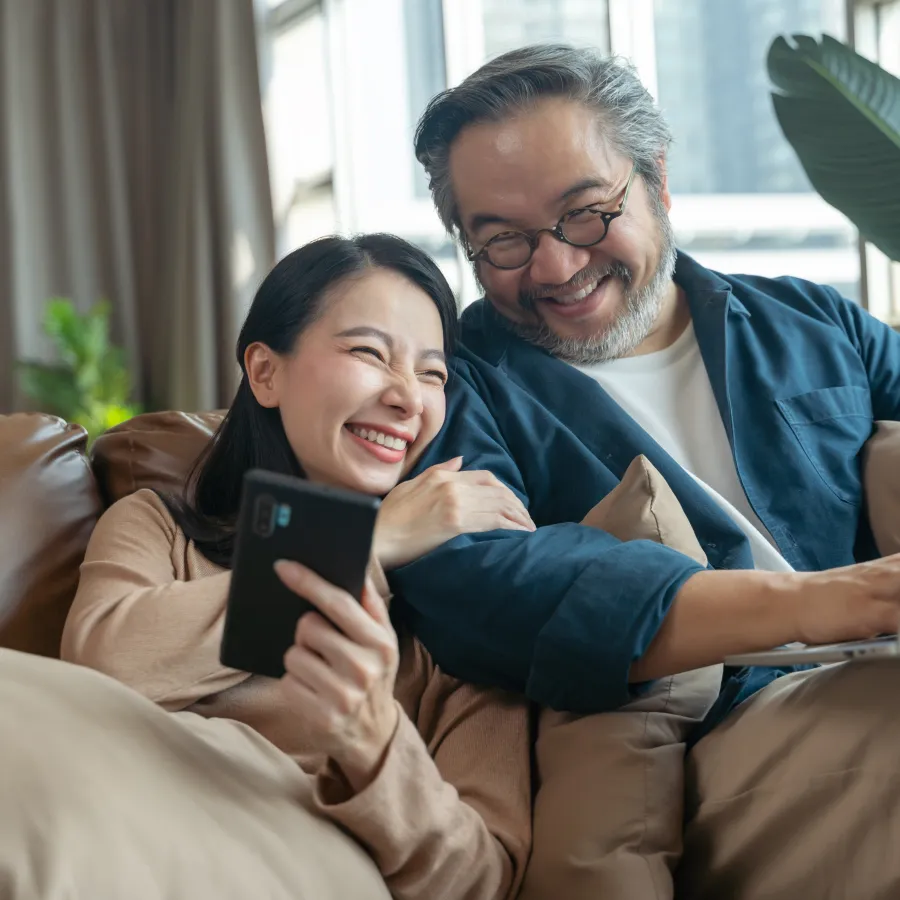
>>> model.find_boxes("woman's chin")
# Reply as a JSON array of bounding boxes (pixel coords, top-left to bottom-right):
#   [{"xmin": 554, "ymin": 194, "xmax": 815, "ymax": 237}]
[{"xmin": 339, "ymin": 462, "xmax": 403, "ymax": 498}]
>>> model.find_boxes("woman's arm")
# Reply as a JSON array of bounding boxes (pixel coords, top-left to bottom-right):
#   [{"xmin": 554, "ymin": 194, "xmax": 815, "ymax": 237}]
[
  {"xmin": 314, "ymin": 666, "xmax": 531, "ymax": 900},
  {"xmin": 61, "ymin": 490, "xmax": 249, "ymax": 709},
  {"xmin": 274, "ymin": 561, "xmax": 531, "ymax": 900}
]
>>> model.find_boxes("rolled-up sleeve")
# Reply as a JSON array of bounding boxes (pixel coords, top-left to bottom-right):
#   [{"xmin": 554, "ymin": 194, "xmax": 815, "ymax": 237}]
[{"xmin": 391, "ymin": 364, "xmax": 704, "ymax": 714}]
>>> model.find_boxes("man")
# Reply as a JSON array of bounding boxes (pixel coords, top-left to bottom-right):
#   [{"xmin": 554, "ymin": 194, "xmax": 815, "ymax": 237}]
[{"xmin": 390, "ymin": 44, "xmax": 900, "ymax": 897}]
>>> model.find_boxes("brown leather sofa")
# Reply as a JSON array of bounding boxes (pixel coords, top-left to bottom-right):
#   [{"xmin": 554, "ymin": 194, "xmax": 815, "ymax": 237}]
[
  {"xmin": 0, "ymin": 411, "xmax": 222, "ymax": 656},
  {"xmin": 3, "ymin": 410, "xmax": 900, "ymax": 660}
]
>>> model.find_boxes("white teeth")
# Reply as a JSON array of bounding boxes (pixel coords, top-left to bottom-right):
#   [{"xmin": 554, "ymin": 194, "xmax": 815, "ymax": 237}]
[
  {"xmin": 348, "ymin": 426, "xmax": 408, "ymax": 451},
  {"xmin": 552, "ymin": 279, "xmax": 599, "ymax": 305}
]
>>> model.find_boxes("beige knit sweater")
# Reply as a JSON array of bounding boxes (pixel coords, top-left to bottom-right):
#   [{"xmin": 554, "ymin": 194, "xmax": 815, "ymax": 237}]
[{"xmin": 61, "ymin": 490, "xmax": 531, "ymax": 900}]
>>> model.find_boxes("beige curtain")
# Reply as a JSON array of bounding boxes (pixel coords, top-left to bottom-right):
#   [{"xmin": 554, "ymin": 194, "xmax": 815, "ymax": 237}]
[{"xmin": 0, "ymin": 0, "xmax": 275, "ymax": 413}]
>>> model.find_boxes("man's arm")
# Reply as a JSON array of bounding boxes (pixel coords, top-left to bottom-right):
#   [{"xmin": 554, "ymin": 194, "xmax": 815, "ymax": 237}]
[
  {"xmin": 830, "ymin": 286, "xmax": 900, "ymax": 421},
  {"xmin": 392, "ymin": 362, "xmax": 708, "ymax": 713},
  {"xmin": 394, "ymin": 359, "xmax": 900, "ymax": 713}
]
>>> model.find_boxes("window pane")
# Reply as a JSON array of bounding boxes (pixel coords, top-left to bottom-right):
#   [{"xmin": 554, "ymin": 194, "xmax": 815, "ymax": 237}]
[
  {"xmin": 653, "ymin": 0, "xmax": 846, "ymax": 195},
  {"xmin": 482, "ymin": 0, "xmax": 610, "ymax": 59},
  {"xmin": 641, "ymin": 0, "xmax": 859, "ymax": 300},
  {"xmin": 404, "ymin": 0, "xmax": 447, "ymax": 198},
  {"xmin": 260, "ymin": 11, "xmax": 335, "ymax": 253}
]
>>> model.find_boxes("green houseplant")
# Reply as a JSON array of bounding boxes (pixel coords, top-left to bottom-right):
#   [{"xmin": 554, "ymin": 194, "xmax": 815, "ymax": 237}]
[
  {"xmin": 18, "ymin": 299, "xmax": 141, "ymax": 443},
  {"xmin": 768, "ymin": 33, "xmax": 900, "ymax": 262}
]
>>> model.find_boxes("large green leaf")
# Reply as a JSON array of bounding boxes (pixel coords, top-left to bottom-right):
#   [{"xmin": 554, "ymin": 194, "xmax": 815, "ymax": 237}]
[{"xmin": 768, "ymin": 34, "xmax": 900, "ymax": 261}]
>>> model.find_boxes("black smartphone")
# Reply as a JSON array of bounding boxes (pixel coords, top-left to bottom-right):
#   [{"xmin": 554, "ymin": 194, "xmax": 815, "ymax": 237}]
[{"xmin": 220, "ymin": 469, "xmax": 381, "ymax": 679}]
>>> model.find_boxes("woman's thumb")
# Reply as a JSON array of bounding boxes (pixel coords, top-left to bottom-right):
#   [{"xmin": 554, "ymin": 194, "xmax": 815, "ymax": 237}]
[{"xmin": 430, "ymin": 456, "xmax": 464, "ymax": 472}]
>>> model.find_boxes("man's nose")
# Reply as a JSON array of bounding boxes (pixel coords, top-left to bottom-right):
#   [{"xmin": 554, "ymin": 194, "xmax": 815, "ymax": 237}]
[{"xmin": 527, "ymin": 232, "xmax": 593, "ymax": 287}]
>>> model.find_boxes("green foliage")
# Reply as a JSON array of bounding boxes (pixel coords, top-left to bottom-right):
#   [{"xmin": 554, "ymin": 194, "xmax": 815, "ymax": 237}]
[
  {"xmin": 18, "ymin": 299, "xmax": 140, "ymax": 442},
  {"xmin": 768, "ymin": 34, "xmax": 900, "ymax": 262}
]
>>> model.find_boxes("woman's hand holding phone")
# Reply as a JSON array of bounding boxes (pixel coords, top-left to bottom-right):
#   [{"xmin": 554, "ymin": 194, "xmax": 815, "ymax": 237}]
[
  {"xmin": 373, "ymin": 456, "xmax": 536, "ymax": 570},
  {"xmin": 274, "ymin": 559, "xmax": 400, "ymax": 792}
]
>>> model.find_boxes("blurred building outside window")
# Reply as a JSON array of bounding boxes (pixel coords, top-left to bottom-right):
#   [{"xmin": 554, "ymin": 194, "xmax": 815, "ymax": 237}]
[{"xmin": 259, "ymin": 0, "xmax": 896, "ymax": 318}]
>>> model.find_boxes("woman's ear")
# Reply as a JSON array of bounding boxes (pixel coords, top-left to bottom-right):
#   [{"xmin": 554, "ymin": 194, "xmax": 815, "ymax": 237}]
[{"xmin": 244, "ymin": 342, "xmax": 283, "ymax": 409}]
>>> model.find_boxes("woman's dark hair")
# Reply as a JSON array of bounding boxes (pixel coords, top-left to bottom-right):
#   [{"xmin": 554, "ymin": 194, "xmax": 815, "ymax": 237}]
[{"xmin": 161, "ymin": 233, "xmax": 459, "ymax": 568}]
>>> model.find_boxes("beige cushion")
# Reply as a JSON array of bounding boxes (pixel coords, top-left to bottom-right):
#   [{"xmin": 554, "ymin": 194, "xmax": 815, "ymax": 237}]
[
  {"xmin": 863, "ymin": 420, "xmax": 900, "ymax": 556},
  {"xmin": 520, "ymin": 455, "xmax": 721, "ymax": 900},
  {"xmin": 1, "ymin": 649, "xmax": 390, "ymax": 900}
]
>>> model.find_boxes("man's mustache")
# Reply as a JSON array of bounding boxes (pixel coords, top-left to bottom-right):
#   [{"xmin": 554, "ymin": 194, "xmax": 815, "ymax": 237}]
[{"xmin": 520, "ymin": 261, "xmax": 634, "ymax": 309}]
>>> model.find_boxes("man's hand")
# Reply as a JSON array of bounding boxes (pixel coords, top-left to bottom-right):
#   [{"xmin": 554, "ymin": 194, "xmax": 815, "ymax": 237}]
[
  {"xmin": 789, "ymin": 555, "xmax": 900, "ymax": 647},
  {"xmin": 631, "ymin": 554, "xmax": 900, "ymax": 683}
]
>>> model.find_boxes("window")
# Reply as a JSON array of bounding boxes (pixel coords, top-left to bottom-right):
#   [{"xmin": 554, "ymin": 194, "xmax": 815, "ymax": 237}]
[
  {"xmin": 257, "ymin": 0, "xmax": 335, "ymax": 257},
  {"xmin": 632, "ymin": 0, "xmax": 860, "ymax": 302},
  {"xmin": 259, "ymin": 1, "xmax": 899, "ymax": 312},
  {"xmin": 852, "ymin": 0, "xmax": 900, "ymax": 323}
]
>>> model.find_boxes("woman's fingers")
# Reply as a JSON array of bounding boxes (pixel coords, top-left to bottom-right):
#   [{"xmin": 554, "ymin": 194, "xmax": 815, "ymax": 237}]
[
  {"xmin": 275, "ymin": 560, "xmax": 383, "ymax": 647},
  {"xmin": 458, "ymin": 483, "xmax": 535, "ymax": 530},
  {"xmin": 284, "ymin": 636, "xmax": 345, "ymax": 697},
  {"xmin": 294, "ymin": 610, "xmax": 385, "ymax": 686},
  {"xmin": 361, "ymin": 580, "xmax": 392, "ymax": 628}
]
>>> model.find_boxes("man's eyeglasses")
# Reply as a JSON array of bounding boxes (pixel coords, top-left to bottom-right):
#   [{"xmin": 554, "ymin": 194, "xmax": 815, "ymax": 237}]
[{"xmin": 465, "ymin": 164, "xmax": 637, "ymax": 270}]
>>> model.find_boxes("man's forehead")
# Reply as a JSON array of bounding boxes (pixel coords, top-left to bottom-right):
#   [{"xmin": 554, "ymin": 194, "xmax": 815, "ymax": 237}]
[{"xmin": 448, "ymin": 100, "xmax": 621, "ymax": 225}]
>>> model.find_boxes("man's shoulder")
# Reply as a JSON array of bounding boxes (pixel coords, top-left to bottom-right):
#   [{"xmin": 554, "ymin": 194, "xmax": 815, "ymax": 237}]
[
  {"xmin": 457, "ymin": 299, "xmax": 510, "ymax": 365},
  {"xmin": 718, "ymin": 268, "xmax": 849, "ymax": 323}
]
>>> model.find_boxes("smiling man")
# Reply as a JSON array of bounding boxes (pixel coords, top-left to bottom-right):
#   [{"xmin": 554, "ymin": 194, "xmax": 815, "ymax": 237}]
[{"xmin": 391, "ymin": 44, "xmax": 900, "ymax": 899}]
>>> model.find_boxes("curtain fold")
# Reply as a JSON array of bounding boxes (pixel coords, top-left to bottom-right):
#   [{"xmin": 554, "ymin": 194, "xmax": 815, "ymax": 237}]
[{"xmin": 0, "ymin": 0, "xmax": 275, "ymax": 413}]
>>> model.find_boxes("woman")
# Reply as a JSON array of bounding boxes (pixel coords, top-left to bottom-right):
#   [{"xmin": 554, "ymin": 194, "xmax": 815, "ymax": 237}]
[{"xmin": 50, "ymin": 235, "xmax": 532, "ymax": 899}]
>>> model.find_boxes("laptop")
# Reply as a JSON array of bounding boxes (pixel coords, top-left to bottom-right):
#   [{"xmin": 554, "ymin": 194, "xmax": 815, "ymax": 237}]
[{"xmin": 725, "ymin": 634, "xmax": 900, "ymax": 667}]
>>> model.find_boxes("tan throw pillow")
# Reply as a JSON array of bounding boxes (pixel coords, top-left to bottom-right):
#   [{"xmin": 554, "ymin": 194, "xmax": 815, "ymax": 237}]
[
  {"xmin": 520, "ymin": 455, "xmax": 722, "ymax": 900},
  {"xmin": 863, "ymin": 420, "xmax": 900, "ymax": 557}
]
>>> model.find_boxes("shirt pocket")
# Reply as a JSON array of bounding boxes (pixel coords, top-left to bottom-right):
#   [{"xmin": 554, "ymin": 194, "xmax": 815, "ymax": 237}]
[{"xmin": 775, "ymin": 385, "xmax": 873, "ymax": 505}]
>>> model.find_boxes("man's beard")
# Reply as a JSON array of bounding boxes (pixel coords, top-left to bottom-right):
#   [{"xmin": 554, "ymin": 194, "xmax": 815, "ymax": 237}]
[{"xmin": 493, "ymin": 203, "xmax": 677, "ymax": 365}]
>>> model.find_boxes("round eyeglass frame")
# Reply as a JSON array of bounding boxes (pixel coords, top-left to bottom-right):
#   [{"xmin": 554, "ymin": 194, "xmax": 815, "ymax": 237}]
[{"xmin": 465, "ymin": 164, "xmax": 637, "ymax": 270}]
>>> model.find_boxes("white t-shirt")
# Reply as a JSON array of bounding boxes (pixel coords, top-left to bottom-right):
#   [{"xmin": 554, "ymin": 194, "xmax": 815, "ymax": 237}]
[{"xmin": 577, "ymin": 322, "xmax": 792, "ymax": 572}]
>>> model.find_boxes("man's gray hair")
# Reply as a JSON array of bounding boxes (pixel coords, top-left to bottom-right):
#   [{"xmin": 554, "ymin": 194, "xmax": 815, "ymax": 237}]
[{"xmin": 414, "ymin": 44, "xmax": 673, "ymax": 234}]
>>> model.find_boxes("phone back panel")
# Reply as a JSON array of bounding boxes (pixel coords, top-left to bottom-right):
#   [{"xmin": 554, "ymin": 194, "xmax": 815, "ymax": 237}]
[{"xmin": 220, "ymin": 469, "xmax": 380, "ymax": 679}]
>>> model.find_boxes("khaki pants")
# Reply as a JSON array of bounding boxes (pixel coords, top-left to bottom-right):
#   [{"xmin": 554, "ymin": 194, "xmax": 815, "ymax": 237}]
[
  {"xmin": 679, "ymin": 660, "xmax": 900, "ymax": 900},
  {"xmin": 0, "ymin": 649, "xmax": 390, "ymax": 900}
]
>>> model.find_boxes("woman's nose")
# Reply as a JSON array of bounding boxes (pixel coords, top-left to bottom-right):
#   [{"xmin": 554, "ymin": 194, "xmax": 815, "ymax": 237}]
[{"xmin": 382, "ymin": 371, "xmax": 424, "ymax": 417}]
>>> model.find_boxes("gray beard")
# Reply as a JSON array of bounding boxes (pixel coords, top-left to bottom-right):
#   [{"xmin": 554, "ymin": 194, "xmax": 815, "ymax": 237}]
[{"xmin": 499, "ymin": 212, "xmax": 677, "ymax": 365}]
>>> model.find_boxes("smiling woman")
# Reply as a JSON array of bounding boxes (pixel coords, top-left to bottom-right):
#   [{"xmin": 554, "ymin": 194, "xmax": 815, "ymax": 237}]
[{"xmin": 1, "ymin": 232, "xmax": 539, "ymax": 900}]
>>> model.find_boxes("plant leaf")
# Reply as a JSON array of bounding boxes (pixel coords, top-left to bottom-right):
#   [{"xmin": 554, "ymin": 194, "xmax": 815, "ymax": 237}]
[
  {"xmin": 768, "ymin": 34, "xmax": 900, "ymax": 261},
  {"xmin": 17, "ymin": 361, "xmax": 83, "ymax": 416}
]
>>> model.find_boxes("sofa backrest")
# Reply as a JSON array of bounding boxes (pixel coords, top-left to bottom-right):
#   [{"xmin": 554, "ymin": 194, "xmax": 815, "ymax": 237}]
[
  {"xmin": 0, "ymin": 411, "xmax": 224, "ymax": 657},
  {"xmin": 0, "ymin": 415, "xmax": 102, "ymax": 655},
  {"xmin": 91, "ymin": 411, "xmax": 224, "ymax": 506},
  {"xmin": 2, "ymin": 409, "xmax": 900, "ymax": 660}
]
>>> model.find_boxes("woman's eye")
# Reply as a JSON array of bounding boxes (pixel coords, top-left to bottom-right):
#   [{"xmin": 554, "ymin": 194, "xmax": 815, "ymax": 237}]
[
  {"xmin": 352, "ymin": 346, "xmax": 385, "ymax": 362},
  {"xmin": 419, "ymin": 369, "xmax": 448, "ymax": 385}
]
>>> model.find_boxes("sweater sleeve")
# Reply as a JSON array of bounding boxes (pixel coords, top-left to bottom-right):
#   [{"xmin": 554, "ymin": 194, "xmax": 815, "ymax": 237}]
[
  {"xmin": 60, "ymin": 490, "xmax": 249, "ymax": 709},
  {"xmin": 313, "ymin": 659, "xmax": 531, "ymax": 900}
]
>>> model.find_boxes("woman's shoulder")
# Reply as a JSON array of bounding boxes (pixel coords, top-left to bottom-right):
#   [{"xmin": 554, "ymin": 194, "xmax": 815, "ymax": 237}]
[{"xmin": 92, "ymin": 489, "xmax": 181, "ymax": 547}]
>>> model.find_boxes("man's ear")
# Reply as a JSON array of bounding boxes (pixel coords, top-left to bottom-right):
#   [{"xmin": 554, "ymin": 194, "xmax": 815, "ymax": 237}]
[
  {"xmin": 657, "ymin": 156, "xmax": 672, "ymax": 212},
  {"xmin": 244, "ymin": 342, "xmax": 282, "ymax": 409}
]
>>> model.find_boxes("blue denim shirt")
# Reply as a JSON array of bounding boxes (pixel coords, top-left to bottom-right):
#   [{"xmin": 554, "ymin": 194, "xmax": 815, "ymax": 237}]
[{"xmin": 391, "ymin": 252, "xmax": 900, "ymax": 734}]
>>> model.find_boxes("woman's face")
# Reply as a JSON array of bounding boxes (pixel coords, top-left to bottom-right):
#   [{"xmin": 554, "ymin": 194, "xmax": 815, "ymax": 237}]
[{"xmin": 246, "ymin": 268, "xmax": 449, "ymax": 496}]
